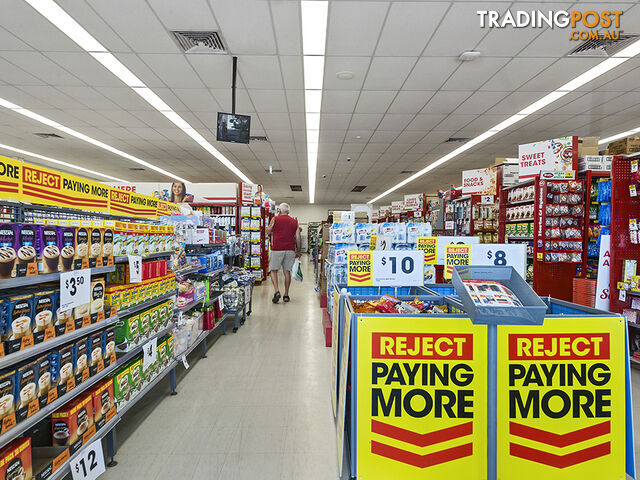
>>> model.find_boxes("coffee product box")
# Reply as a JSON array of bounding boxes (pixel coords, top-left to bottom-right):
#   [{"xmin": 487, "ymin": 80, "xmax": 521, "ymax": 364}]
[
  {"xmin": 73, "ymin": 221, "xmax": 90, "ymax": 269},
  {"xmin": 0, "ymin": 370, "xmax": 16, "ymax": 426},
  {"xmin": 36, "ymin": 355, "xmax": 52, "ymax": 409},
  {"xmin": 88, "ymin": 222, "xmax": 102, "ymax": 268},
  {"xmin": 166, "ymin": 335, "xmax": 174, "ymax": 360},
  {"xmin": 57, "ymin": 221, "xmax": 75, "ymax": 272},
  {"xmin": 157, "ymin": 339, "xmax": 168, "ymax": 370},
  {"xmin": 103, "ymin": 328, "xmax": 116, "ymax": 366},
  {"xmin": 2, "ymin": 294, "xmax": 34, "ymax": 354},
  {"xmin": 90, "ymin": 277, "xmax": 105, "ymax": 321},
  {"xmin": 149, "ymin": 306, "xmax": 159, "ymax": 334},
  {"xmin": 55, "ymin": 345, "xmax": 74, "ymax": 394},
  {"xmin": 15, "ymin": 224, "xmax": 38, "ymax": 277},
  {"xmin": 113, "ymin": 365, "xmax": 131, "ymax": 406},
  {"xmin": 88, "ymin": 333, "xmax": 103, "ymax": 377},
  {"xmin": 158, "ymin": 302, "xmax": 168, "ymax": 329},
  {"xmin": 0, "ymin": 224, "xmax": 18, "ymax": 279},
  {"xmin": 129, "ymin": 358, "xmax": 142, "ymax": 393},
  {"xmin": 138, "ymin": 310, "xmax": 150, "ymax": 339},
  {"xmin": 102, "ymin": 221, "xmax": 114, "ymax": 260},
  {"xmin": 0, "ymin": 438, "xmax": 32, "ymax": 480},
  {"xmin": 36, "ymin": 225, "xmax": 60, "ymax": 274},
  {"xmin": 73, "ymin": 338, "xmax": 89, "ymax": 384},
  {"xmin": 15, "ymin": 361, "xmax": 38, "ymax": 422},
  {"xmin": 54, "ymin": 304, "xmax": 73, "ymax": 337},
  {"xmin": 33, "ymin": 290, "xmax": 55, "ymax": 345},
  {"xmin": 51, "ymin": 394, "xmax": 94, "ymax": 447},
  {"xmin": 90, "ymin": 379, "xmax": 114, "ymax": 429},
  {"xmin": 73, "ymin": 300, "xmax": 90, "ymax": 330},
  {"xmin": 115, "ymin": 315, "xmax": 140, "ymax": 350}
]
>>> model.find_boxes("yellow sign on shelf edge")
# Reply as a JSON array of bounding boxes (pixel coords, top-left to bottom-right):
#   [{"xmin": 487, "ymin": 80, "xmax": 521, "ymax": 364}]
[{"xmin": 444, "ymin": 244, "xmax": 471, "ymax": 279}]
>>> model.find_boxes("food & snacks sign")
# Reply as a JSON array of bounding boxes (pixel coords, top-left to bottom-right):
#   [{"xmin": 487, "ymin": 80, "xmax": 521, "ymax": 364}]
[{"xmin": 462, "ymin": 167, "xmax": 497, "ymax": 195}]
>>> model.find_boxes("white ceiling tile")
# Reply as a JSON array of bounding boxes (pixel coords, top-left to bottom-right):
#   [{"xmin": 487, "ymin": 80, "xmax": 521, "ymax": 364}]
[
  {"xmin": 238, "ymin": 56, "xmax": 283, "ymax": 89},
  {"xmin": 0, "ymin": 86, "xmax": 52, "ymax": 110},
  {"xmin": 270, "ymin": 1, "xmax": 301, "ymax": 55},
  {"xmin": 138, "ymin": 54, "xmax": 204, "ymax": 88},
  {"xmin": 376, "ymin": 2, "xmax": 449, "ymax": 56},
  {"xmin": 1, "ymin": 52, "xmax": 85, "ymax": 86},
  {"xmin": 322, "ymin": 90, "xmax": 359, "ymax": 114},
  {"xmin": 395, "ymin": 131, "xmax": 427, "ymax": 143},
  {"xmin": 363, "ymin": 142, "xmax": 391, "ymax": 152},
  {"xmin": 279, "ymin": 56, "xmax": 303, "ymax": 90},
  {"xmin": 323, "ymin": 57, "xmax": 371, "ymax": 91},
  {"xmin": 441, "ymin": 57, "xmax": 511, "ymax": 91},
  {"xmin": 387, "ymin": 91, "xmax": 435, "ymax": 114},
  {"xmin": 403, "ymin": 57, "xmax": 459, "ymax": 91},
  {"xmin": 210, "ymin": 0, "xmax": 276, "ymax": 54},
  {"xmin": 349, "ymin": 113, "xmax": 384, "ymax": 130},
  {"xmin": 0, "ymin": 58, "xmax": 42, "ymax": 86},
  {"xmin": 326, "ymin": 1, "xmax": 389, "ymax": 56},
  {"xmin": 257, "ymin": 113, "xmax": 291, "ymax": 130},
  {"xmin": 249, "ymin": 90, "xmax": 288, "ymax": 113},
  {"xmin": 371, "ymin": 131, "xmax": 402, "ymax": 143},
  {"xmin": 355, "ymin": 91, "xmax": 396, "ymax": 114},
  {"xmin": 319, "ymin": 114, "xmax": 352, "ymax": 131},
  {"xmin": 18, "ymin": 85, "xmax": 86, "ymax": 109},
  {"xmin": 147, "ymin": 0, "xmax": 217, "ymax": 30},
  {"xmin": 520, "ymin": 58, "xmax": 603, "ymax": 91},
  {"xmin": 285, "ymin": 90, "xmax": 304, "ymax": 113},
  {"xmin": 0, "ymin": 26, "xmax": 34, "ymax": 51},
  {"xmin": 210, "ymin": 88, "xmax": 253, "ymax": 112},
  {"xmin": 481, "ymin": 57, "xmax": 557, "ymax": 92},
  {"xmin": 421, "ymin": 91, "xmax": 472, "ymax": 114},
  {"xmin": 377, "ymin": 114, "xmax": 414, "ymax": 131},
  {"xmin": 363, "ymin": 57, "xmax": 416, "ymax": 90},
  {"xmin": 43, "ymin": 52, "xmax": 125, "ymax": 88},
  {"xmin": 454, "ymin": 91, "xmax": 506, "ymax": 115},
  {"xmin": 112, "ymin": 53, "xmax": 165, "ymax": 88},
  {"xmin": 171, "ymin": 88, "xmax": 221, "ymax": 112},
  {"xmin": 320, "ymin": 130, "xmax": 347, "ymax": 142},
  {"xmin": 186, "ymin": 55, "xmax": 234, "ymax": 89}
]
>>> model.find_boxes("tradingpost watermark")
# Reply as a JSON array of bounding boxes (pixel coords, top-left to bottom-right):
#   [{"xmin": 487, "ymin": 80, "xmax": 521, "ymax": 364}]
[{"xmin": 477, "ymin": 10, "xmax": 623, "ymax": 40}]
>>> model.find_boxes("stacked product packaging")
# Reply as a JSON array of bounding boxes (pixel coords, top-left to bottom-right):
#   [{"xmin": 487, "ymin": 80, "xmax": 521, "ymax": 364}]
[
  {"xmin": 115, "ymin": 299, "xmax": 174, "ymax": 352},
  {"xmin": 112, "ymin": 335, "xmax": 174, "ymax": 411},
  {"xmin": 0, "ymin": 277, "xmax": 111, "ymax": 355},
  {"xmin": 112, "ymin": 222, "xmax": 175, "ymax": 257},
  {"xmin": 105, "ymin": 263, "xmax": 175, "ymax": 311}
]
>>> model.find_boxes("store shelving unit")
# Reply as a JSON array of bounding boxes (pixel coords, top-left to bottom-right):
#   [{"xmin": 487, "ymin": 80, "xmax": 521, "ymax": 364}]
[
  {"xmin": 113, "ymin": 252, "xmax": 172, "ymax": 264},
  {"xmin": 116, "ymin": 291, "xmax": 176, "ymax": 318},
  {"xmin": 579, "ymin": 170, "xmax": 611, "ymax": 280},
  {"xmin": 0, "ymin": 264, "xmax": 114, "ymax": 289}
]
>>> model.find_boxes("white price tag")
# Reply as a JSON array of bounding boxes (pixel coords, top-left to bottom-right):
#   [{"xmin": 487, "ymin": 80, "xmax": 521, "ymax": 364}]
[
  {"xmin": 375, "ymin": 235, "xmax": 393, "ymax": 251},
  {"xmin": 481, "ymin": 195, "xmax": 494, "ymax": 205},
  {"xmin": 59, "ymin": 269, "xmax": 91, "ymax": 311},
  {"xmin": 128, "ymin": 255, "xmax": 142, "ymax": 283},
  {"xmin": 218, "ymin": 295, "xmax": 225, "ymax": 310},
  {"xmin": 70, "ymin": 439, "xmax": 106, "ymax": 480},
  {"xmin": 619, "ymin": 289, "xmax": 627, "ymax": 302},
  {"xmin": 244, "ymin": 285, "xmax": 251, "ymax": 303},
  {"xmin": 372, "ymin": 250, "xmax": 424, "ymax": 286},
  {"xmin": 142, "ymin": 337, "xmax": 157, "ymax": 371},
  {"xmin": 445, "ymin": 220, "xmax": 455, "ymax": 230},
  {"xmin": 182, "ymin": 355, "xmax": 189, "ymax": 369},
  {"xmin": 471, "ymin": 244, "xmax": 527, "ymax": 279}
]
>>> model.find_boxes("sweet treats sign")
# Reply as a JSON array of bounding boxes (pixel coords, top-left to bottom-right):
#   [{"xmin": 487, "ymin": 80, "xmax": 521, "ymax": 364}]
[{"xmin": 518, "ymin": 136, "xmax": 577, "ymax": 180}]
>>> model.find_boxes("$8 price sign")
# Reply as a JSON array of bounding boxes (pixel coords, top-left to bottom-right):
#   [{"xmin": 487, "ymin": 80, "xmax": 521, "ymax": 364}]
[
  {"xmin": 471, "ymin": 244, "xmax": 526, "ymax": 278},
  {"xmin": 71, "ymin": 440, "xmax": 106, "ymax": 480},
  {"xmin": 486, "ymin": 249, "xmax": 507, "ymax": 266},
  {"xmin": 59, "ymin": 269, "xmax": 91, "ymax": 311},
  {"xmin": 372, "ymin": 250, "xmax": 423, "ymax": 286}
]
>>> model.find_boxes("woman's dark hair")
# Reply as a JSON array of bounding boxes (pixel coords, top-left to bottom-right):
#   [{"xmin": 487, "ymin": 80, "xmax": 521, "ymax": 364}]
[{"xmin": 170, "ymin": 182, "xmax": 186, "ymax": 202}]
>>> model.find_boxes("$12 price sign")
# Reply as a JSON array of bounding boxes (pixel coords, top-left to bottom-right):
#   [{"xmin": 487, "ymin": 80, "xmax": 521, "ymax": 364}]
[
  {"xmin": 59, "ymin": 269, "xmax": 91, "ymax": 311},
  {"xmin": 372, "ymin": 250, "xmax": 423, "ymax": 286},
  {"xmin": 70, "ymin": 439, "xmax": 106, "ymax": 480}
]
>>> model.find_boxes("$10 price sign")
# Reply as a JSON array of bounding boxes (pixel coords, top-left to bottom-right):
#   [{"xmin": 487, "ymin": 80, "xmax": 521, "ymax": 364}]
[
  {"xmin": 59, "ymin": 269, "xmax": 91, "ymax": 311},
  {"xmin": 371, "ymin": 250, "xmax": 423, "ymax": 286}
]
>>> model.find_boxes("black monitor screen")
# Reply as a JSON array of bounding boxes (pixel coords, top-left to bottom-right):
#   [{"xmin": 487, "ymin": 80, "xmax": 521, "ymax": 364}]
[{"xmin": 217, "ymin": 112, "xmax": 251, "ymax": 144}]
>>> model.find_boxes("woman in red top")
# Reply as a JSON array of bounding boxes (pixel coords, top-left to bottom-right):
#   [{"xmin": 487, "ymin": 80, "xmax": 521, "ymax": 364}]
[{"xmin": 267, "ymin": 203, "xmax": 301, "ymax": 303}]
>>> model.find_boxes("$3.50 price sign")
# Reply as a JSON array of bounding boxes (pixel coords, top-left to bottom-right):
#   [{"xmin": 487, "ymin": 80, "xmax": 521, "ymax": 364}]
[
  {"xmin": 59, "ymin": 269, "xmax": 91, "ymax": 311},
  {"xmin": 372, "ymin": 250, "xmax": 423, "ymax": 286},
  {"xmin": 71, "ymin": 439, "xmax": 106, "ymax": 480},
  {"xmin": 471, "ymin": 244, "xmax": 526, "ymax": 278}
]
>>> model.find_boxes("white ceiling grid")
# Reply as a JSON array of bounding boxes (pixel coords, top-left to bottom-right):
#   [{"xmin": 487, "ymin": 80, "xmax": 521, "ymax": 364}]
[{"xmin": 0, "ymin": 0, "xmax": 635, "ymax": 202}]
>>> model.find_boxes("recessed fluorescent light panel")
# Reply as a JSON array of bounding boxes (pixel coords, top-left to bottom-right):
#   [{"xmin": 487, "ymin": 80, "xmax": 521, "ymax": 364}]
[
  {"xmin": 23, "ymin": 0, "xmax": 252, "ymax": 184},
  {"xmin": 301, "ymin": 0, "xmax": 328, "ymax": 204},
  {"xmin": 369, "ymin": 37, "xmax": 640, "ymax": 204}
]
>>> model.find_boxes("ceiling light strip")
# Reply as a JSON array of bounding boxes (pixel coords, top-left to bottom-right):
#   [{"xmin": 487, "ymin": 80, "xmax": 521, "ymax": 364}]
[
  {"xmin": 369, "ymin": 38, "xmax": 640, "ymax": 204},
  {"xmin": 0, "ymin": 143, "xmax": 127, "ymax": 182},
  {"xmin": 0, "ymin": 97, "xmax": 189, "ymax": 183},
  {"xmin": 301, "ymin": 0, "xmax": 328, "ymax": 204},
  {"xmin": 23, "ymin": 0, "xmax": 252, "ymax": 185}
]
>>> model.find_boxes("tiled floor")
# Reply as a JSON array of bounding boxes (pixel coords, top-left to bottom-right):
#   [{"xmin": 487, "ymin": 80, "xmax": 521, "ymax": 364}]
[
  {"xmin": 99, "ymin": 257, "xmax": 640, "ymax": 479},
  {"xmin": 100, "ymin": 258, "xmax": 340, "ymax": 480}
]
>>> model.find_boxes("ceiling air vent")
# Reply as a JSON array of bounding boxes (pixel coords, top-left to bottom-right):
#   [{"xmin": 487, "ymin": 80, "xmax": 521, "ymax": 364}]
[
  {"xmin": 445, "ymin": 137, "xmax": 470, "ymax": 143},
  {"xmin": 567, "ymin": 34, "xmax": 639, "ymax": 57},
  {"xmin": 290, "ymin": 185, "xmax": 303, "ymax": 192},
  {"xmin": 250, "ymin": 135, "xmax": 269, "ymax": 142},
  {"xmin": 351, "ymin": 185, "xmax": 367, "ymax": 192},
  {"xmin": 171, "ymin": 31, "xmax": 226, "ymax": 54},
  {"xmin": 401, "ymin": 170, "xmax": 414, "ymax": 174},
  {"xmin": 34, "ymin": 133, "xmax": 63, "ymax": 139},
  {"xmin": 265, "ymin": 168, "xmax": 282, "ymax": 174},
  {"xmin": 129, "ymin": 167, "xmax": 145, "ymax": 171}
]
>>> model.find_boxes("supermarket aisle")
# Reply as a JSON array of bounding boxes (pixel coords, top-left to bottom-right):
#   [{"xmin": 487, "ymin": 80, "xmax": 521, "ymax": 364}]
[{"xmin": 100, "ymin": 257, "xmax": 340, "ymax": 480}]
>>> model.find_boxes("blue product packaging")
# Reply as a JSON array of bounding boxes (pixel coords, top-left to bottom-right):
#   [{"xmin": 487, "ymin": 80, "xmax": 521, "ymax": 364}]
[{"xmin": 394, "ymin": 223, "xmax": 407, "ymax": 243}]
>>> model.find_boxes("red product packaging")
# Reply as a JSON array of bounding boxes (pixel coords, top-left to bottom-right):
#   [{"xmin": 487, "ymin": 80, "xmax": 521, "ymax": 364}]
[
  {"xmin": 90, "ymin": 379, "xmax": 114, "ymax": 429},
  {"xmin": 0, "ymin": 437, "xmax": 31, "ymax": 480},
  {"xmin": 51, "ymin": 395, "xmax": 94, "ymax": 447}
]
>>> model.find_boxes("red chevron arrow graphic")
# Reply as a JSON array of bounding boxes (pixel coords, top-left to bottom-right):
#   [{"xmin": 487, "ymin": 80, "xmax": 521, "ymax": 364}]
[
  {"xmin": 372, "ymin": 440, "xmax": 472, "ymax": 468},
  {"xmin": 510, "ymin": 421, "xmax": 610, "ymax": 447},
  {"xmin": 372, "ymin": 420, "xmax": 473, "ymax": 447},
  {"xmin": 510, "ymin": 442, "xmax": 610, "ymax": 468},
  {"xmin": 350, "ymin": 273, "xmax": 371, "ymax": 280}
]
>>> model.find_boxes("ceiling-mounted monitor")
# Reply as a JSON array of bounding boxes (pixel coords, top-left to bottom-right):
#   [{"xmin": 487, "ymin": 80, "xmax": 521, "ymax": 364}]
[{"xmin": 217, "ymin": 112, "xmax": 251, "ymax": 144}]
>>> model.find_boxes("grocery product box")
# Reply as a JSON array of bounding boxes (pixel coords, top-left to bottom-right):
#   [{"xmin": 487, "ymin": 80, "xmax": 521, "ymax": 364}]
[
  {"xmin": 53, "ymin": 344, "xmax": 74, "ymax": 395},
  {"xmin": 0, "ymin": 438, "xmax": 31, "ymax": 480},
  {"xmin": 608, "ymin": 136, "xmax": 640, "ymax": 155},
  {"xmin": 15, "ymin": 361, "xmax": 38, "ymax": 423},
  {"xmin": 33, "ymin": 290, "xmax": 56, "ymax": 345},
  {"xmin": 73, "ymin": 337, "xmax": 90, "ymax": 384},
  {"xmin": 90, "ymin": 379, "xmax": 114, "ymax": 429},
  {"xmin": 129, "ymin": 358, "xmax": 143, "ymax": 394},
  {"xmin": 578, "ymin": 155, "xmax": 612, "ymax": 172},
  {"xmin": 0, "ymin": 370, "xmax": 16, "ymax": 429},
  {"xmin": 113, "ymin": 365, "xmax": 132, "ymax": 406},
  {"xmin": 2, "ymin": 293, "xmax": 35, "ymax": 354},
  {"xmin": 578, "ymin": 136, "xmax": 599, "ymax": 156},
  {"xmin": 51, "ymin": 394, "xmax": 94, "ymax": 447},
  {"xmin": 116, "ymin": 315, "xmax": 141, "ymax": 350},
  {"xmin": 36, "ymin": 355, "xmax": 52, "ymax": 409}
]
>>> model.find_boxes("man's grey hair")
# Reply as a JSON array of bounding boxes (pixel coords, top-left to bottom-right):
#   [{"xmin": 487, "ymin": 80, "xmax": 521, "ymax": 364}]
[{"xmin": 279, "ymin": 202, "xmax": 290, "ymax": 214}]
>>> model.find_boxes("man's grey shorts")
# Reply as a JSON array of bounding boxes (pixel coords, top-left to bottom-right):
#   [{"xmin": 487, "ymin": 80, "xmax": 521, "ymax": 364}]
[{"xmin": 270, "ymin": 250, "xmax": 296, "ymax": 271}]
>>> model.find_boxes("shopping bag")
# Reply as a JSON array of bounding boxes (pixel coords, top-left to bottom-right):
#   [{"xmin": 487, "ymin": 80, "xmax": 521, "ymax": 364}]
[{"xmin": 293, "ymin": 258, "xmax": 303, "ymax": 282}]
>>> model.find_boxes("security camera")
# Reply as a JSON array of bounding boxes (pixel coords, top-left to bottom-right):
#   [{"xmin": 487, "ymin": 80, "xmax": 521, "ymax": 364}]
[{"xmin": 347, "ymin": 157, "xmax": 351, "ymax": 162}]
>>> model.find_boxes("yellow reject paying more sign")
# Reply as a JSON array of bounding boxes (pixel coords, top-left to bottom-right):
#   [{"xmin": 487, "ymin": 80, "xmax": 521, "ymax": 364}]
[
  {"xmin": 416, "ymin": 236, "xmax": 437, "ymax": 264},
  {"xmin": 356, "ymin": 316, "xmax": 487, "ymax": 480},
  {"xmin": 497, "ymin": 317, "xmax": 627, "ymax": 480},
  {"xmin": 348, "ymin": 250, "xmax": 373, "ymax": 286},
  {"xmin": 444, "ymin": 244, "xmax": 470, "ymax": 279},
  {"xmin": 370, "ymin": 234, "xmax": 377, "ymax": 250}
]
